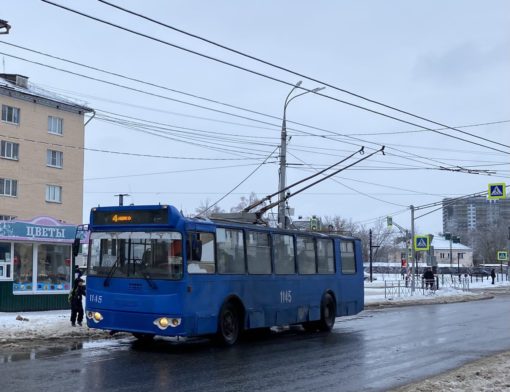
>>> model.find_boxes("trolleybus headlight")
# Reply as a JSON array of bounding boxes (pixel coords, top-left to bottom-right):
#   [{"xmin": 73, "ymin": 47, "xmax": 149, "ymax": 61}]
[
  {"xmin": 92, "ymin": 312, "xmax": 103, "ymax": 323},
  {"xmin": 153, "ymin": 317, "xmax": 181, "ymax": 330},
  {"xmin": 86, "ymin": 311, "xmax": 94, "ymax": 320}
]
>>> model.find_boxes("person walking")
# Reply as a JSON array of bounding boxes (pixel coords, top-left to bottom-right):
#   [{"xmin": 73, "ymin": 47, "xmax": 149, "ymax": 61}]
[
  {"xmin": 491, "ymin": 268, "xmax": 496, "ymax": 285},
  {"xmin": 423, "ymin": 267, "xmax": 435, "ymax": 290},
  {"xmin": 69, "ymin": 278, "xmax": 86, "ymax": 326}
]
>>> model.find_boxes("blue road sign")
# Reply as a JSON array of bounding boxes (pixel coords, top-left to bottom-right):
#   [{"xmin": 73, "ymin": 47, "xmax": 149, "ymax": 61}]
[
  {"xmin": 414, "ymin": 235, "xmax": 430, "ymax": 251},
  {"xmin": 497, "ymin": 251, "xmax": 508, "ymax": 261},
  {"xmin": 488, "ymin": 183, "xmax": 506, "ymax": 200}
]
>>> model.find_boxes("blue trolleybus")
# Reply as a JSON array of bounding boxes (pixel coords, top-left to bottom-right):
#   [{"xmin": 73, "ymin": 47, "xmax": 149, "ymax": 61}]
[{"xmin": 84, "ymin": 204, "xmax": 364, "ymax": 345}]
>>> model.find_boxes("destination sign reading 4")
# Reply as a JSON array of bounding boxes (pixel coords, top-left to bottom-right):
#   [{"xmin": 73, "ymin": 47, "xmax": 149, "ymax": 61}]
[{"xmin": 92, "ymin": 208, "xmax": 169, "ymax": 225}]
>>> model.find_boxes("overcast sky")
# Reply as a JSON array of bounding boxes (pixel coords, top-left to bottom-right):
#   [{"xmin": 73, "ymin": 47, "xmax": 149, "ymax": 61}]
[{"xmin": 2, "ymin": 0, "xmax": 509, "ymax": 234}]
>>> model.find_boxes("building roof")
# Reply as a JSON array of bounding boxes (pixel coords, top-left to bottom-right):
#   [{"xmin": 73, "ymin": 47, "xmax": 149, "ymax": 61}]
[
  {"xmin": 431, "ymin": 236, "xmax": 471, "ymax": 251},
  {"xmin": 0, "ymin": 74, "xmax": 93, "ymax": 114},
  {"xmin": 397, "ymin": 236, "xmax": 471, "ymax": 251}
]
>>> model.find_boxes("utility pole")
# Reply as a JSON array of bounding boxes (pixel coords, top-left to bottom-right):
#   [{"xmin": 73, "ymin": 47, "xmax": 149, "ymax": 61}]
[
  {"xmin": 369, "ymin": 229, "xmax": 380, "ymax": 282},
  {"xmin": 369, "ymin": 229, "xmax": 373, "ymax": 282},
  {"xmin": 410, "ymin": 205, "xmax": 416, "ymax": 293},
  {"xmin": 278, "ymin": 82, "xmax": 325, "ymax": 228}
]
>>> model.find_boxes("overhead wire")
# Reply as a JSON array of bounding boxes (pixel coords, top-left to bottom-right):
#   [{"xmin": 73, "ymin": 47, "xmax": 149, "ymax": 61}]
[
  {"xmin": 195, "ymin": 146, "xmax": 280, "ymax": 217},
  {"xmin": 96, "ymin": 0, "xmax": 510, "ymax": 151},
  {"xmin": 40, "ymin": 1, "xmax": 510, "ymax": 156},
  {"xmin": 0, "ymin": 49, "xmax": 504, "ymax": 174}
]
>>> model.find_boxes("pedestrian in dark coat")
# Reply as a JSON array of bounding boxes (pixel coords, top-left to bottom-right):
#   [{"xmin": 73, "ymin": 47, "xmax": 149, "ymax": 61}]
[
  {"xmin": 70, "ymin": 278, "xmax": 86, "ymax": 326},
  {"xmin": 422, "ymin": 267, "xmax": 435, "ymax": 290},
  {"xmin": 491, "ymin": 268, "xmax": 496, "ymax": 285}
]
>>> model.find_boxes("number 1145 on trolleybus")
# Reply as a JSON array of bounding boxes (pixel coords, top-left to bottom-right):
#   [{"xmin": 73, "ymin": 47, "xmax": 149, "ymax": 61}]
[{"xmin": 83, "ymin": 204, "xmax": 364, "ymax": 345}]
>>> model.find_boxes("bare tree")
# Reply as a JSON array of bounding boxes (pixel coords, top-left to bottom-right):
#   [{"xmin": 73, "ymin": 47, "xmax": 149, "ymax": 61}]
[
  {"xmin": 194, "ymin": 199, "xmax": 224, "ymax": 218},
  {"xmin": 321, "ymin": 215, "xmax": 398, "ymax": 262},
  {"xmin": 229, "ymin": 192, "xmax": 262, "ymax": 212}
]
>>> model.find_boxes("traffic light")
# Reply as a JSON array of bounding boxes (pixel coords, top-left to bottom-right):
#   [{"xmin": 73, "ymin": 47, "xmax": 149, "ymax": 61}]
[
  {"xmin": 452, "ymin": 236, "xmax": 461, "ymax": 244},
  {"xmin": 310, "ymin": 216, "xmax": 319, "ymax": 231},
  {"xmin": 386, "ymin": 216, "xmax": 392, "ymax": 227}
]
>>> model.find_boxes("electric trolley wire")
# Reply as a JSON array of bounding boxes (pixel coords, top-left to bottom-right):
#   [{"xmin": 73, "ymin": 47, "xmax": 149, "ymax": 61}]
[
  {"xmin": 1, "ymin": 49, "xmax": 504, "ymax": 174},
  {"xmin": 195, "ymin": 146, "xmax": 279, "ymax": 217},
  {"xmin": 0, "ymin": 132, "xmax": 269, "ymax": 160},
  {"xmin": 38, "ymin": 78, "xmax": 510, "ymax": 151},
  {"xmin": 287, "ymin": 151, "xmax": 409, "ymax": 208},
  {"xmin": 96, "ymin": 0, "xmax": 510, "ymax": 151},
  {"xmin": 20, "ymin": 161, "xmax": 277, "ymax": 187},
  {"xmin": 41, "ymin": 1, "xmax": 510, "ymax": 156}
]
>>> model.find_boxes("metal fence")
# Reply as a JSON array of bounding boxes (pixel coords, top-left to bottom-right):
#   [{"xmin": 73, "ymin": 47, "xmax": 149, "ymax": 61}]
[{"xmin": 384, "ymin": 275, "xmax": 470, "ymax": 298}]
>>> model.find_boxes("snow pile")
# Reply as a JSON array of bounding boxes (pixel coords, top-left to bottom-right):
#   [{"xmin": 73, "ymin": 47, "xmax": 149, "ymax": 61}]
[
  {"xmin": 0, "ymin": 310, "xmax": 110, "ymax": 343},
  {"xmin": 394, "ymin": 351, "xmax": 510, "ymax": 392}
]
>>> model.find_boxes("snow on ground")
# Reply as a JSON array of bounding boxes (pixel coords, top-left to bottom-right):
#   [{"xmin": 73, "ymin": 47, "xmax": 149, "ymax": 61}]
[{"xmin": 0, "ymin": 276, "xmax": 509, "ymax": 390}]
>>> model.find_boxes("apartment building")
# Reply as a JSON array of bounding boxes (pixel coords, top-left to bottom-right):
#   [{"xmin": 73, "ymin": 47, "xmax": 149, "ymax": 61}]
[
  {"xmin": 0, "ymin": 73, "xmax": 92, "ymax": 311},
  {"xmin": 442, "ymin": 196, "xmax": 510, "ymax": 233},
  {"xmin": 0, "ymin": 73, "xmax": 92, "ymax": 223}
]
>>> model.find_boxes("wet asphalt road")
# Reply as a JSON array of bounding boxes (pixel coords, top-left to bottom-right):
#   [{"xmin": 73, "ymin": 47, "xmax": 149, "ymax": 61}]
[{"xmin": 1, "ymin": 294, "xmax": 510, "ymax": 392}]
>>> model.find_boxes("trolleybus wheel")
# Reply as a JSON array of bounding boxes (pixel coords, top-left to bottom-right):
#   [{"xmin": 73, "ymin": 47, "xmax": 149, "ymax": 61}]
[
  {"xmin": 318, "ymin": 293, "xmax": 336, "ymax": 332},
  {"xmin": 217, "ymin": 302, "xmax": 241, "ymax": 346}
]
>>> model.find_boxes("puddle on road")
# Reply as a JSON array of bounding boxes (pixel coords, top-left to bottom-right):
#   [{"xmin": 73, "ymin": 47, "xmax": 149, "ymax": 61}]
[{"xmin": 0, "ymin": 337, "xmax": 129, "ymax": 363}]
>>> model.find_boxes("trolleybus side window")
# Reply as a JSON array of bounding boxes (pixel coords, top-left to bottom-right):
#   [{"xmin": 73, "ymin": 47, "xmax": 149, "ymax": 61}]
[
  {"xmin": 317, "ymin": 238, "xmax": 335, "ymax": 274},
  {"xmin": 296, "ymin": 235, "xmax": 316, "ymax": 274},
  {"xmin": 187, "ymin": 232, "xmax": 215, "ymax": 274},
  {"xmin": 340, "ymin": 240, "xmax": 356, "ymax": 274},
  {"xmin": 216, "ymin": 228, "xmax": 245, "ymax": 274},
  {"xmin": 246, "ymin": 231, "xmax": 271, "ymax": 275},
  {"xmin": 273, "ymin": 234, "xmax": 295, "ymax": 274}
]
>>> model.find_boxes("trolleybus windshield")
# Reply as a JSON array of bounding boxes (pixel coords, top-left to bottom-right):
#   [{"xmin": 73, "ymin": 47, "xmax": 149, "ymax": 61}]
[{"xmin": 88, "ymin": 231, "xmax": 183, "ymax": 280}]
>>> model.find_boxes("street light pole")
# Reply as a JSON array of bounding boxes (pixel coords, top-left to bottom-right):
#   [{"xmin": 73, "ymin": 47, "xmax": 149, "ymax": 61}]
[
  {"xmin": 410, "ymin": 205, "xmax": 416, "ymax": 293},
  {"xmin": 278, "ymin": 82, "xmax": 325, "ymax": 228}
]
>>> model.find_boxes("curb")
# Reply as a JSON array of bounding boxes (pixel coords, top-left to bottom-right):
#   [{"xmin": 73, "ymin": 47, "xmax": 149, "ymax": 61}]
[{"xmin": 364, "ymin": 292, "xmax": 495, "ymax": 310}]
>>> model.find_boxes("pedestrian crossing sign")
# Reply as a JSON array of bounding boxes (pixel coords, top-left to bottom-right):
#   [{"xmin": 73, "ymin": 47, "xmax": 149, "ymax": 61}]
[
  {"xmin": 497, "ymin": 251, "xmax": 508, "ymax": 261},
  {"xmin": 488, "ymin": 183, "xmax": 506, "ymax": 200},
  {"xmin": 414, "ymin": 235, "xmax": 430, "ymax": 251}
]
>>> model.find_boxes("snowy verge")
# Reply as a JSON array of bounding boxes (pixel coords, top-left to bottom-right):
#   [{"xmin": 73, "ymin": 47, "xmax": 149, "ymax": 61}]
[{"xmin": 0, "ymin": 310, "xmax": 112, "ymax": 344}]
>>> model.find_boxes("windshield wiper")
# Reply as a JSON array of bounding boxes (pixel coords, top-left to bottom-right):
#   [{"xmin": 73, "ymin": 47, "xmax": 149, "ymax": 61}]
[
  {"xmin": 142, "ymin": 270, "xmax": 158, "ymax": 290},
  {"xmin": 103, "ymin": 258, "xmax": 120, "ymax": 287}
]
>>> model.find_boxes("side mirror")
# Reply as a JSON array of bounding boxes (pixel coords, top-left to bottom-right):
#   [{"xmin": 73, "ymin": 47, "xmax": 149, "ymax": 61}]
[{"xmin": 72, "ymin": 238, "xmax": 80, "ymax": 257}]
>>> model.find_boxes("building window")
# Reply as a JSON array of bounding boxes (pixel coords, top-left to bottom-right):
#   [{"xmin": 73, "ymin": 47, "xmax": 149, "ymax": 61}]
[
  {"xmin": 0, "ymin": 242, "xmax": 12, "ymax": 279},
  {"xmin": 0, "ymin": 178, "xmax": 17, "ymax": 197},
  {"xmin": 1, "ymin": 104, "xmax": 20, "ymax": 124},
  {"xmin": 0, "ymin": 140, "xmax": 19, "ymax": 160},
  {"xmin": 13, "ymin": 243, "xmax": 33, "ymax": 291},
  {"xmin": 37, "ymin": 244, "xmax": 71, "ymax": 291},
  {"xmin": 48, "ymin": 116, "xmax": 63, "ymax": 135},
  {"xmin": 440, "ymin": 252, "xmax": 445, "ymax": 259},
  {"xmin": 46, "ymin": 149, "xmax": 63, "ymax": 168},
  {"xmin": 46, "ymin": 185, "xmax": 62, "ymax": 203}
]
